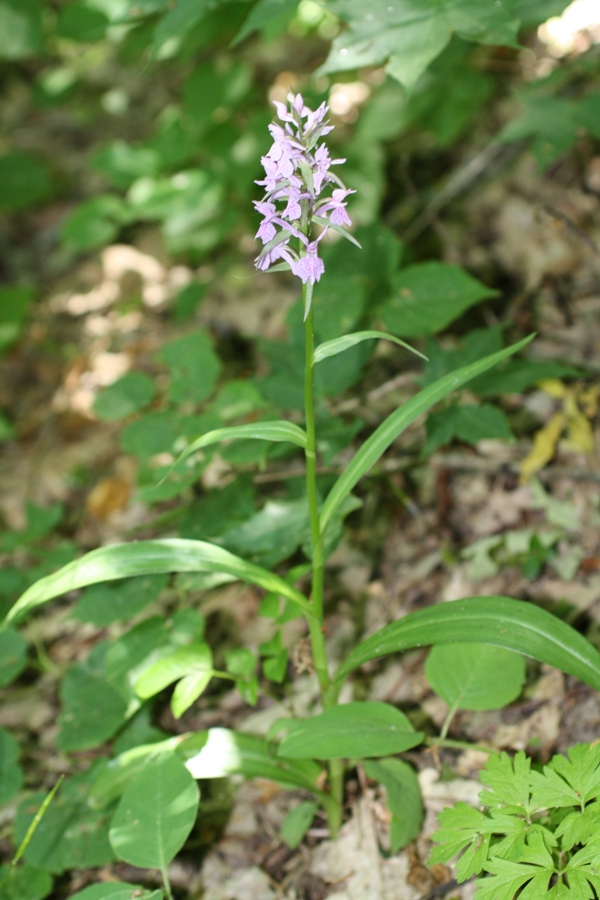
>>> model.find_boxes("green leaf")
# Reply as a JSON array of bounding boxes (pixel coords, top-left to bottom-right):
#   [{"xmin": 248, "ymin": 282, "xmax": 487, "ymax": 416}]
[
  {"xmin": 226, "ymin": 648, "xmax": 256, "ymax": 678},
  {"xmin": 320, "ymin": 336, "xmax": 533, "ymax": 535},
  {"xmin": 0, "ymin": 627, "xmax": 27, "ymax": 686},
  {"xmin": 14, "ymin": 771, "xmax": 115, "ymax": 874},
  {"xmin": 184, "ymin": 728, "xmax": 323, "ymax": 792},
  {"xmin": 159, "ymin": 330, "xmax": 221, "ymax": 406},
  {"xmin": 135, "ymin": 642, "xmax": 213, "ymax": 718},
  {"xmin": 277, "ymin": 702, "xmax": 424, "ymax": 760},
  {"xmin": 0, "ymin": 0, "xmax": 43, "ymax": 59},
  {"xmin": 0, "ymin": 151, "xmax": 51, "ymax": 212},
  {"xmin": 56, "ymin": 666, "xmax": 127, "ymax": 752},
  {"xmin": 364, "ymin": 758, "xmax": 423, "ymax": 852},
  {"xmin": 380, "ymin": 262, "xmax": 498, "ymax": 337},
  {"xmin": 61, "ymin": 195, "xmax": 128, "ymax": 251},
  {"xmin": 72, "ymin": 574, "xmax": 169, "ymax": 626},
  {"xmin": 152, "ymin": 0, "xmax": 225, "ymax": 56},
  {"xmin": 479, "ymin": 751, "xmax": 535, "ymax": 814},
  {"xmin": 56, "ymin": 3, "xmax": 109, "ymax": 41},
  {"xmin": 0, "ymin": 865, "xmax": 52, "ymax": 900},
  {"xmin": 233, "ymin": 0, "xmax": 299, "ymax": 45},
  {"xmin": 109, "ymin": 754, "xmax": 199, "ymax": 869},
  {"xmin": 314, "ymin": 330, "xmax": 426, "ymax": 364},
  {"xmin": 530, "ymin": 744, "xmax": 600, "ymax": 810},
  {"xmin": 281, "ymin": 801, "xmax": 318, "ymax": 849},
  {"xmin": 319, "ymin": 0, "xmax": 521, "ymax": 89},
  {"xmin": 423, "ymin": 403, "xmax": 513, "ymax": 455},
  {"xmin": 69, "ymin": 885, "xmax": 161, "ymax": 900},
  {"xmin": 4, "ymin": 538, "xmax": 315, "ymax": 626},
  {"xmin": 171, "ymin": 421, "xmax": 307, "ymax": 471},
  {"xmin": 425, "ymin": 643, "xmax": 526, "ymax": 711},
  {"xmin": 334, "ymin": 596, "xmax": 600, "ymax": 692},
  {"xmin": 0, "ymin": 727, "xmax": 23, "ymax": 805},
  {"xmin": 476, "ymin": 855, "xmax": 552, "ymax": 900},
  {"xmin": 93, "ymin": 372, "xmax": 155, "ymax": 421},
  {"xmin": 429, "ymin": 802, "xmax": 490, "ymax": 876},
  {"xmin": 89, "ymin": 739, "xmax": 195, "ymax": 809}
]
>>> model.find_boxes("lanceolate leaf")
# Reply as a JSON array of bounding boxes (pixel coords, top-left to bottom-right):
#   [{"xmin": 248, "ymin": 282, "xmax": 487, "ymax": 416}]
[
  {"xmin": 320, "ymin": 336, "xmax": 534, "ymax": 534},
  {"xmin": 313, "ymin": 331, "xmax": 427, "ymax": 364},
  {"xmin": 334, "ymin": 596, "xmax": 600, "ymax": 692},
  {"xmin": 4, "ymin": 539, "xmax": 315, "ymax": 626},
  {"xmin": 171, "ymin": 421, "xmax": 308, "ymax": 470}
]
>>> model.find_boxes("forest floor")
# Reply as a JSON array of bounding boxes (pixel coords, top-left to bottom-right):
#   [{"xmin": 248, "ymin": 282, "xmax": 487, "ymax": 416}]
[{"xmin": 1, "ymin": 134, "xmax": 600, "ymax": 900}]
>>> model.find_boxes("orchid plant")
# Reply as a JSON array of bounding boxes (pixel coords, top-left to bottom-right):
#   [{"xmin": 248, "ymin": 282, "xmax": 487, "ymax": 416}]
[{"xmin": 4, "ymin": 92, "xmax": 600, "ymax": 899}]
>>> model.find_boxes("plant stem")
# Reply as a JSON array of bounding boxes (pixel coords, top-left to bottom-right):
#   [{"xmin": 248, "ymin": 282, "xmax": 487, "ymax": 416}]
[
  {"xmin": 303, "ymin": 296, "xmax": 329, "ymax": 695},
  {"xmin": 303, "ymin": 288, "xmax": 344, "ymax": 837},
  {"xmin": 161, "ymin": 862, "xmax": 174, "ymax": 900}
]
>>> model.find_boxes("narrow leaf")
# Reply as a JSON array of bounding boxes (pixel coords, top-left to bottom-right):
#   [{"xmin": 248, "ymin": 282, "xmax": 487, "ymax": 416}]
[
  {"xmin": 170, "ymin": 421, "xmax": 307, "ymax": 472},
  {"xmin": 277, "ymin": 702, "xmax": 424, "ymax": 759},
  {"xmin": 314, "ymin": 330, "xmax": 427, "ymax": 364},
  {"xmin": 281, "ymin": 801, "xmax": 318, "ymax": 849},
  {"xmin": 320, "ymin": 336, "xmax": 534, "ymax": 534},
  {"xmin": 4, "ymin": 538, "xmax": 315, "ymax": 626},
  {"xmin": 312, "ymin": 215, "xmax": 362, "ymax": 247},
  {"xmin": 334, "ymin": 596, "xmax": 600, "ymax": 692},
  {"xmin": 134, "ymin": 643, "xmax": 212, "ymax": 699}
]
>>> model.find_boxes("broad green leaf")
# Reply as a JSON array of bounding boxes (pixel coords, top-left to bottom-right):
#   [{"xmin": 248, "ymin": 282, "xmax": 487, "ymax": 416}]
[
  {"xmin": 109, "ymin": 754, "xmax": 199, "ymax": 869},
  {"xmin": 380, "ymin": 262, "xmax": 498, "ymax": 337},
  {"xmin": 171, "ymin": 421, "xmax": 307, "ymax": 471},
  {"xmin": 0, "ymin": 151, "xmax": 50, "ymax": 212},
  {"xmin": 14, "ymin": 771, "xmax": 115, "ymax": 874},
  {"xmin": 334, "ymin": 596, "xmax": 600, "ymax": 693},
  {"xmin": 364, "ymin": 758, "xmax": 423, "ymax": 852},
  {"xmin": 0, "ymin": 727, "xmax": 23, "ymax": 805},
  {"xmin": 313, "ymin": 331, "xmax": 426, "ymax": 364},
  {"xmin": 423, "ymin": 403, "xmax": 513, "ymax": 455},
  {"xmin": 89, "ymin": 738, "xmax": 200, "ymax": 809},
  {"xmin": 233, "ymin": 0, "xmax": 299, "ymax": 46},
  {"xmin": 61, "ymin": 195, "xmax": 128, "ymax": 251},
  {"xmin": 277, "ymin": 702, "xmax": 424, "ymax": 760},
  {"xmin": 320, "ymin": 336, "xmax": 533, "ymax": 535},
  {"xmin": 0, "ymin": 627, "xmax": 27, "ymax": 686},
  {"xmin": 0, "ymin": 864, "xmax": 52, "ymax": 900},
  {"xmin": 56, "ymin": 3, "xmax": 109, "ymax": 41},
  {"xmin": 320, "ymin": 0, "xmax": 521, "ymax": 89},
  {"xmin": 72, "ymin": 574, "xmax": 169, "ymax": 626},
  {"xmin": 93, "ymin": 372, "xmax": 155, "ymax": 421},
  {"xmin": 56, "ymin": 666, "xmax": 127, "ymax": 752},
  {"xmin": 158, "ymin": 330, "xmax": 221, "ymax": 406},
  {"xmin": 184, "ymin": 728, "xmax": 323, "ymax": 792},
  {"xmin": 69, "ymin": 885, "xmax": 161, "ymax": 900},
  {"xmin": 281, "ymin": 801, "xmax": 318, "ymax": 849},
  {"xmin": 425, "ymin": 643, "xmax": 526, "ymax": 711},
  {"xmin": 0, "ymin": 0, "xmax": 43, "ymax": 60},
  {"xmin": 134, "ymin": 642, "xmax": 213, "ymax": 717},
  {"xmin": 4, "ymin": 538, "xmax": 315, "ymax": 626}
]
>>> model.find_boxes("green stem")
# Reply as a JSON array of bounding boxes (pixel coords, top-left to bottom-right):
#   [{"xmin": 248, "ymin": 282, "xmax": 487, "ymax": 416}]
[
  {"xmin": 303, "ymin": 295, "xmax": 329, "ymax": 695},
  {"xmin": 161, "ymin": 862, "xmax": 174, "ymax": 900},
  {"xmin": 303, "ymin": 286, "xmax": 345, "ymax": 837}
]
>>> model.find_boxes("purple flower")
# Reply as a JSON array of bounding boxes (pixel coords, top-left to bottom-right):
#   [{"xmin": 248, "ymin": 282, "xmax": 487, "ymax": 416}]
[{"xmin": 253, "ymin": 91, "xmax": 358, "ymax": 299}]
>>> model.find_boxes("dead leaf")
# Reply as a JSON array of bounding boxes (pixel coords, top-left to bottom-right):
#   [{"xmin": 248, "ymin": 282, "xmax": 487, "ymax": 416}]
[{"xmin": 86, "ymin": 476, "xmax": 130, "ymax": 520}]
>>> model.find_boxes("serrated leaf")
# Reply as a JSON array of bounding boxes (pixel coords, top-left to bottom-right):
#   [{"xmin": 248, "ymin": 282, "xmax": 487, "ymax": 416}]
[
  {"xmin": 476, "ymin": 856, "xmax": 552, "ymax": 900},
  {"xmin": 277, "ymin": 702, "xmax": 424, "ymax": 760},
  {"xmin": 320, "ymin": 336, "xmax": 534, "ymax": 535},
  {"xmin": 109, "ymin": 754, "xmax": 199, "ymax": 869},
  {"xmin": 334, "ymin": 596, "xmax": 600, "ymax": 695},
  {"xmin": 531, "ymin": 744, "xmax": 600, "ymax": 810},
  {"xmin": 3, "ymin": 538, "xmax": 314, "ymax": 627},
  {"xmin": 425, "ymin": 643, "xmax": 525, "ymax": 711},
  {"xmin": 314, "ymin": 330, "xmax": 426, "ymax": 364},
  {"xmin": 479, "ymin": 751, "xmax": 534, "ymax": 813}
]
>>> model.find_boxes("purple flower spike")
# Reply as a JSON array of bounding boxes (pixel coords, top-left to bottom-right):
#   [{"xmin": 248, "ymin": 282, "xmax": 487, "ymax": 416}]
[{"xmin": 253, "ymin": 90, "xmax": 358, "ymax": 311}]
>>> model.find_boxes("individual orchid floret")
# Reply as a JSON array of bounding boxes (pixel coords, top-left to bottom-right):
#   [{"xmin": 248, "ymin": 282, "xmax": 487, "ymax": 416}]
[{"xmin": 253, "ymin": 90, "xmax": 360, "ymax": 313}]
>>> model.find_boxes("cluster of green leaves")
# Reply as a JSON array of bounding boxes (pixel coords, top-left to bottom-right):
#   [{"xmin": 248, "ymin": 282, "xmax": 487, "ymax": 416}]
[{"xmin": 431, "ymin": 744, "xmax": 600, "ymax": 899}]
